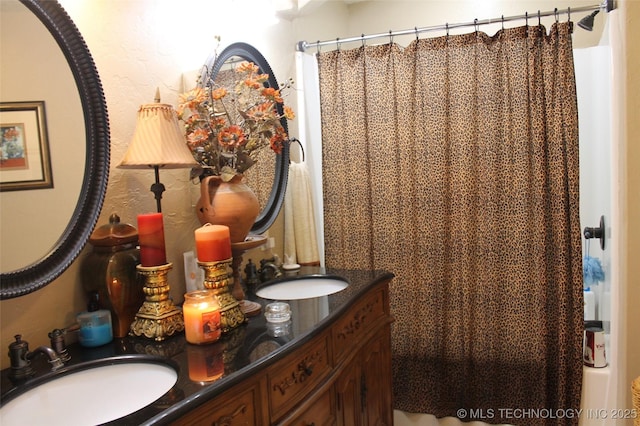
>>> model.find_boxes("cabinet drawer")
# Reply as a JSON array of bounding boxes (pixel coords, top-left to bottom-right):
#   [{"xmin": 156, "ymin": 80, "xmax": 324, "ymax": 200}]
[
  {"xmin": 171, "ymin": 383, "xmax": 263, "ymax": 426},
  {"xmin": 282, "ymin": 388, "xmax": 336, "ymax": 426},
  {"xmin": 332, "ymin": 287, "xmax": 386, "ymax": 362},
  {"xmin": 267, "ymin": 333, "xmax": 332, "ymax": 422}
]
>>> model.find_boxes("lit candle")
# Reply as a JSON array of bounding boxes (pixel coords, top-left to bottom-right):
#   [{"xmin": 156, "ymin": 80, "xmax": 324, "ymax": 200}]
[
  {"xmin": 137, "ymin": 213, "xmax": 167, "ymax": 267},
  {"xmin": 194, "ymin": 224, "xmax": 232, "ymax": 262},
  {"xmin": 183, "ymin": 290, "xmax": 221, "ymax": 344}
]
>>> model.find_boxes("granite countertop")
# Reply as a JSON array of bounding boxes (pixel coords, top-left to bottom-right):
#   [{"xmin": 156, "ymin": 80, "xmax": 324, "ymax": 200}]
[{"xmin": 0, "ymin": 267, "xmax": 394, "ymax": 425}]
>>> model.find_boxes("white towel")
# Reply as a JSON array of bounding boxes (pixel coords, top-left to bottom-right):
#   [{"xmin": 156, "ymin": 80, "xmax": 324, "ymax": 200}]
[{"xmin": 284, "ymin": 162, "xmax": 320, "ymax": 265}]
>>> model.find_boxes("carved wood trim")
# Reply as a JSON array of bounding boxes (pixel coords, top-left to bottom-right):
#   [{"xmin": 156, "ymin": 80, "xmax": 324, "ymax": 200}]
[
  {"xmin": 272, "ymin": 349, "xmax": 324, "ymax": 396},
  {"xmin": 212, "ymin": 403, "xmax": 246, "ymax": 426},
  {"xmin": 336, "ymin": 297, "xmax": 379, "ymax": 341}
]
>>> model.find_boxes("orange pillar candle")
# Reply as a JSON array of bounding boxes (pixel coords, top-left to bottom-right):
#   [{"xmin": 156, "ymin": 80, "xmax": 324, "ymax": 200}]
[
  {"xmin": 194, "ymin": 224, "xmax": 232, "ymax": 262},
  {"xmin": 137, "ymin": 213, "xmax": 167, "ymax": 267},
  {"xmin": 183, "ymin": 290, "xmax": 221, "ymax": 344}
]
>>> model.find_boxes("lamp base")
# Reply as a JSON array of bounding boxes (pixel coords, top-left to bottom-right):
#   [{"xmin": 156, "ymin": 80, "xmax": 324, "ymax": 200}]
[
  {"xmin": 130, "ymin": 263, "xmax": 184, "ymax": 341},
  {"xmin": 198, "ymin": 259, "xmax": 246, "ymax": 333}
]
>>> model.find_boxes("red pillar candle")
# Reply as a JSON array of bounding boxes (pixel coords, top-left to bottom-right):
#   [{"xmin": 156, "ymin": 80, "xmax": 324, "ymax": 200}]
[
  {"xmin": 137, "ymin": 213, "xmax": 167, "ymax": 267},
  {"xmin": 194, "ymin": 224, "xmax": 232, "ymax": 262}
]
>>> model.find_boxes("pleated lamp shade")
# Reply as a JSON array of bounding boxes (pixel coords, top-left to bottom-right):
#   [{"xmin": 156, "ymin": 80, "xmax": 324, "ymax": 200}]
[{"xmin": 118, "ymin": 103, "xmax": 197, "ymax": 169}]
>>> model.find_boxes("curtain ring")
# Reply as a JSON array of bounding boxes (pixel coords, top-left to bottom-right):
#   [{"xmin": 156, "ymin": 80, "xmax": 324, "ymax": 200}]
[
  {"xmin": 525, "ymin": 12, "xmax": 529, "ymax": 26},
  {"xmin": 415, "ymin": 26, "xmax": 419, "ymax": 41},
  {"xmin": 474, "ymin": 18, "xmax": 479, "ymax": 33},
  {"xmin": 554, "ymin": 8, "xmax": 559, "ymax": 23},
  {"xmin": 336, "ymin": 37, "xmax": 341, "ymax": 51},
  {"xmin": 567, "ymin": 7, "xmax": 571, "ymax": 22},
  {"xmin": 361, "ymin": 33, "xmax": 366, "ymax": 48},
  {"xmin": 389, "ymin": 30, "xmax": 393, "ymax": 44},
  {"xmin": 316, "ymin": 40, "xmax": 320, "ymax": 55},
  {"xmin": 501, "ymin": 15, "xmax": 504, "ymax": 30},
  {"xmin": 538, "ymin": 10, "xmax": 541, "ymax": 26},
  {"xmin": 446, "ymin": 22, "xmax": 449, "ymax": 37}
]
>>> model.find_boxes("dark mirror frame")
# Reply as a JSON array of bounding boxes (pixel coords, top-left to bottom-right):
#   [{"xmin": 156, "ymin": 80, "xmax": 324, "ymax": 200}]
[
  {"xmin": 203, "ymin": 42, "xmax": 289, "ymax": 235},
  {"xmin": 0, "ymin": 0, "xmax": 110, "ymax": 299}
]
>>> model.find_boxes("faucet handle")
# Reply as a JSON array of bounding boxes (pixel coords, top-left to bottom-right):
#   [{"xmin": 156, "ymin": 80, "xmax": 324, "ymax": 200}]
[
  {"xmin": 48, "ymin": 329, "xmax": 71, "ymax": 363},
  {"xmin": 8, "ymin": 335, "xmax": 35, "ymax": 382},
  {"xmin": 8, "ymin": 335, "xmax": 29, "ymax": 364}
]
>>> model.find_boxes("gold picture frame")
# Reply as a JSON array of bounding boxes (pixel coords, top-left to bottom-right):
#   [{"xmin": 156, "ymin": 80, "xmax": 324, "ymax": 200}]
[{"xmin": 0, "ymin": 101, "xmax": 53, "ymax": 191}]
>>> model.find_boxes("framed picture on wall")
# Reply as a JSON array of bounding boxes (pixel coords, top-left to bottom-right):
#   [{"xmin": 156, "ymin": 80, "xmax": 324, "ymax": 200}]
[{"xmin": 0, "ymin": 101, "xmax": 53, "ymax": 191}]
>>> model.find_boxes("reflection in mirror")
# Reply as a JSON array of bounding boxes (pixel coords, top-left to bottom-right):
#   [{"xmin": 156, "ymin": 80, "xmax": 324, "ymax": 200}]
[
  {"xmin": 0, "ymin": 0, "xmax": 110, "ymax": 299},
  {"xmin": 0, "ymin": 0, "xmax": 84, "ymax": 272},
  {"xmin": 202, "ymin": 43, "xmax": 290, "ymax": 235}
]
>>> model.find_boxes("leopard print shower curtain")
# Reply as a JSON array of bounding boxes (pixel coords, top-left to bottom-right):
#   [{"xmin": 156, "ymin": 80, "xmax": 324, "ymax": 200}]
[{"xmin": 317, "ymin": 22, "xmax": 583, "ymax": 426}]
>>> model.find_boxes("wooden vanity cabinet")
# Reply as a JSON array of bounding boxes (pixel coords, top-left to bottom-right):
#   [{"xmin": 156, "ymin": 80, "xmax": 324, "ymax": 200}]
[
  {"xmin": 172, "ymin": 376, "xmax": 270, "ymax": 425},
  {"xmin": 333, "ymin": 327, "xmax": 393, "ymax": 425},
  {"xmin": 171, "ymin": 280, "xmax": 393, "ymax": 426}
]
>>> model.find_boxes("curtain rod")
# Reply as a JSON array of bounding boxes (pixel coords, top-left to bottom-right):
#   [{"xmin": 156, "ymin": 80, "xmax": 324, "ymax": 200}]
[{"xmin": 296, "ymin": 1, "xmax": 613, "ymax": 52}]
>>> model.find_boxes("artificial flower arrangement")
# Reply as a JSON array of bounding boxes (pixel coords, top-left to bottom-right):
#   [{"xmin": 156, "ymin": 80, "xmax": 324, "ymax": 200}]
[{"xmin": 177, "ymin": 60, "xmax": 295, "ymax": 182}]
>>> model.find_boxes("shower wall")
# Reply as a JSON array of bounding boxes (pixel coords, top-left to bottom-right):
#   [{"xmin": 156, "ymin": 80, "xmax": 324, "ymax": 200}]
[
  {"xmin": 574, "ymin": 45, "xmax": 613, "ymax": 339},
  {"xmin": 574, "ymin": 45, "xmax": 617, "ymax": 426}
]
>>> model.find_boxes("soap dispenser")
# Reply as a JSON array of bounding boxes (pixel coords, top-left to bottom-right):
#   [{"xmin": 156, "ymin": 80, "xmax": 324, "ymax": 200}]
[{"xmin": 80, "ymin": 213, "xmax": 144, "ymax": 338}]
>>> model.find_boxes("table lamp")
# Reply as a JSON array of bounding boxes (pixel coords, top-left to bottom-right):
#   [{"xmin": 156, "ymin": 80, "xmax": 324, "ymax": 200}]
[{"xmin": 118, "ymin": 89, "xmax": 197, "ymax": 212}]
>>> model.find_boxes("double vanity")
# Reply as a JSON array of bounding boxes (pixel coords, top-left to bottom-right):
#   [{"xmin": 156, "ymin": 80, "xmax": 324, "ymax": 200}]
[{"xmin": 0, "ymin": 267, "xmax": 395, "ymax": 425}]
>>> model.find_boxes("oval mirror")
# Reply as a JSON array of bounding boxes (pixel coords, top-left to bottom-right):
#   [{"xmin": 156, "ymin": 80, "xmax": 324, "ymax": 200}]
[
  {"xmin": 202, "ymin": 42, "xmax": 289, "ymax": 235},
  {"xmin": 0, "ymin": 0, "xmax": 110, "ymax": 299}
]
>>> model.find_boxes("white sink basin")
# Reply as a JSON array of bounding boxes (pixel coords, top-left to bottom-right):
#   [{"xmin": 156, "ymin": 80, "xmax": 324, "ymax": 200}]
[
  {"xmin": 256, "ymin": 276, "xmax": 349, "ymax": 300},
  {"xmin": 0, "ymin": 355, "xmax": 178, "ymax": 426}
]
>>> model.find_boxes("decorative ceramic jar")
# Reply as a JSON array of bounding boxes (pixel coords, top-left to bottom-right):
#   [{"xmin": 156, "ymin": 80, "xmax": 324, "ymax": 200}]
[
  {"xmin": 80, "ymin": 213, "xmax": 144, "ymax": 338},
  {"xmin": 195, "ymin": 174, "xmax": 259, "ymax": 243}
]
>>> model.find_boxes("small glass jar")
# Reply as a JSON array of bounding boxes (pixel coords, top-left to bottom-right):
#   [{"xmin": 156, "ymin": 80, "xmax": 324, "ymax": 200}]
[
  {"xmin": 183, "ymin": 290, "xmax": 221, "ymax": 345},
  {"xmin": 267, "ymin": 319, "xmax": 292, "ymax": 337},
  {"xmin": 264, "ymin": 302, "xmax": 291, "ymax": 323}
]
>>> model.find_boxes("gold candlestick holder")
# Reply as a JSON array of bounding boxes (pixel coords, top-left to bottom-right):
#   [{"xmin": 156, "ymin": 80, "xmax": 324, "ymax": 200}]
[
  {"xmin": 130, "ymin": 263, "xmax": 184, "ymax": 341},
  {"xmin": 198, "ymin": 258, "xmax": 246, "ymax": 333}
]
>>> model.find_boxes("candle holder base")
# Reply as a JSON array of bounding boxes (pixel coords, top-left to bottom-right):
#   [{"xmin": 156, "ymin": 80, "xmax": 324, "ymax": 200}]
[
  {"xmin": 130, "ymin": 263, "xmax": 184, "ymax": 341},
  {"xmin": 198, "ymin": 258, "xmax": 246, "ymax": 333}
]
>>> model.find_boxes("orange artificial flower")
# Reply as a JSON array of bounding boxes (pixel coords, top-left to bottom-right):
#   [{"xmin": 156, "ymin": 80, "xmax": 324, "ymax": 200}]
[
  {"xmin": 178, "ymin": 87, "xmax": 207, "ymax": 110},
  {"xmin": 269, "ymin": 129, "xmax": 287, "ymax": 154},
  {"xmin": 243, "ymin": 78, "xmax": 261, "ymax": 90},
  {"xmin": 187, "ymin": 128, "xmax": 210, "ymax": 147},
  {"xmin": 261, "ymin": 87, "xmax": 283, "ymax": 103},
  {"xmin": 247, "ymin": 102, "xmax": 275, "ymax": 121},
  {"xmin": 283, "ymin": 106, "xmax": 295, "ymax": 120},
  {"xmin": 237, "ymin": 61, "xmax": 259, "ymax": 74},
  {"xmin": 211, "ymin": 87, "xmax": 227, "ymax": 100},
  {"xmin": 218, "ymin": 125, "xmax": 246, "ymax": 148}
]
